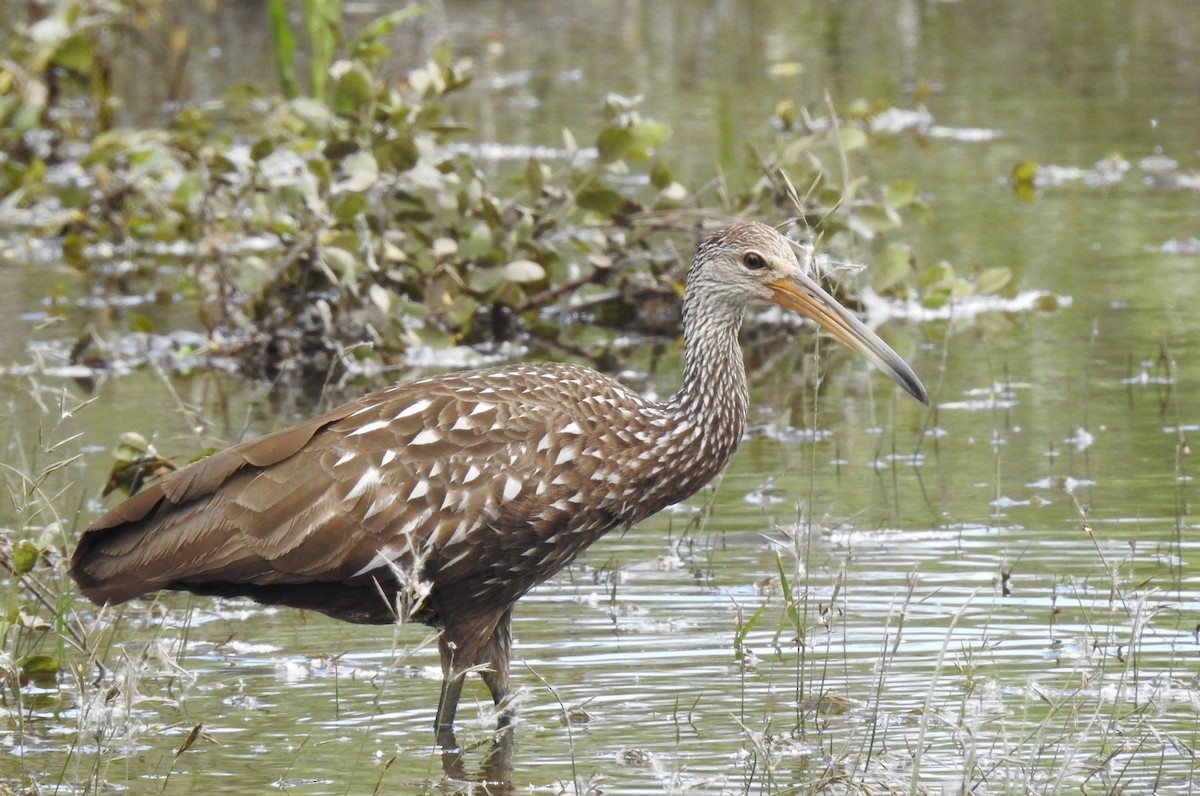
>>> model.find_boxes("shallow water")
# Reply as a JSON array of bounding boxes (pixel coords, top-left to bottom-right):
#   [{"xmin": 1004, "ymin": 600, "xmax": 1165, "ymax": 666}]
[{"xmin": 5, "ymin": 0, "xmax": 1200, "ymax": 793}]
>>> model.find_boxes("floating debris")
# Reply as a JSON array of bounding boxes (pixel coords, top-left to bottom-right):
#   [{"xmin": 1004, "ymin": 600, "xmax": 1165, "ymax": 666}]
[
  {"xmin": 1157, "ymin": 237, "xmax": 1200, "ymax": 256},
  {"xmin": 1065, "ymin": 427, "xmax": 1095, "ymax": 453},
  {"xmin": 863, "ymin": 288, "xmax": 1072, "ymax": 324},
  {"xmin": 1026, "ymin": 475, "xmax": 1095, "ymax": 492}
]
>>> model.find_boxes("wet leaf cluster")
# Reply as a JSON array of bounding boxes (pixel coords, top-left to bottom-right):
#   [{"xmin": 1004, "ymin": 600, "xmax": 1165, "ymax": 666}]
[
  {"xmin": 0, "ymin": 1, "xmax": 1009, "ymax": 384},
  {"xmin": 100, "ymin": 431, "xmax": 178, "ymax": 497},
  {"xmin": 872, "ymin": 242, "xmax": 1014, "ymax": 309}
]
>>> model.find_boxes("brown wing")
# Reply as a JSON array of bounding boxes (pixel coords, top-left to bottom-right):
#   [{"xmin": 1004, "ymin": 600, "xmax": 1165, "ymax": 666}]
[{"xmin": 69, "ymin": 363, "xmax": 642, "ymax": 621}]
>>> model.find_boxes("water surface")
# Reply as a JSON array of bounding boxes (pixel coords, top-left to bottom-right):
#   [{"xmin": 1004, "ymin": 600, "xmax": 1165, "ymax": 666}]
[{"xmin": 4, "ymin": 1, "xmax": 1200, "ymax": 793}]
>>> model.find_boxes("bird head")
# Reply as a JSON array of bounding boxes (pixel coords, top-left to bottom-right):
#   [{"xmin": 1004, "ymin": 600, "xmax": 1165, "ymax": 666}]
[{"xmin": 690, "ymin": 221, "xmax": 928, "ymax": 405}]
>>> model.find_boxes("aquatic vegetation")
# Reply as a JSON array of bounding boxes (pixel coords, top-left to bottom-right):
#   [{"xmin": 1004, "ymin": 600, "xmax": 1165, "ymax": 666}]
[{"xmin": 0, "ymin": 0, "xmax": 1026, "ymax": 391}]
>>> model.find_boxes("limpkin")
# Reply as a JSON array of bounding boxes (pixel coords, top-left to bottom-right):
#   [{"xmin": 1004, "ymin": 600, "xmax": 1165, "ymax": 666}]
[{"xmin": 71, "ymin": 221, "xmax": 927, "ymax": 739}]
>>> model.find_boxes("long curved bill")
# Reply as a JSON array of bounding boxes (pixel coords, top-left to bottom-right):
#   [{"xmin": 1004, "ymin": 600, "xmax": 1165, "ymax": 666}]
[{"xmin": 768, "ymin": 272, "xmax": 929, "ymax": 405}]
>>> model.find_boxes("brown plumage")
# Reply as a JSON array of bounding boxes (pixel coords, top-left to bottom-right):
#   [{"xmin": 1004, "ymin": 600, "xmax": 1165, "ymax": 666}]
[{"xmin": 71, "ymin": 221, "xmax": 927, "ymax": 739}]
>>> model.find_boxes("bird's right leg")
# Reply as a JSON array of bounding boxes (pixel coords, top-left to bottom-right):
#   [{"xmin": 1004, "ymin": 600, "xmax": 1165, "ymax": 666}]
[
  {"xmin": 433, "ymin": 607, "xmax": 515, "ymax": 743},
  {"xmin": 435, "ymin": 633, "xmax": 466, "ymax": 746}
]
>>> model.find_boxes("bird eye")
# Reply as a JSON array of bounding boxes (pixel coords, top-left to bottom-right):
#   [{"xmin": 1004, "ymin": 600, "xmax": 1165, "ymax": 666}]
[{"xmin": 742, "ymin": 252, "xmax": 767, "ymax": 270}]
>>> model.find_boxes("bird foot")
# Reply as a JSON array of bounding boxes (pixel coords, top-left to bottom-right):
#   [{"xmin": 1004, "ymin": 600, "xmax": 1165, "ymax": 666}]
[{"xmin": 435, "ymin": 723, "xmax": 460, "ymax": 752}]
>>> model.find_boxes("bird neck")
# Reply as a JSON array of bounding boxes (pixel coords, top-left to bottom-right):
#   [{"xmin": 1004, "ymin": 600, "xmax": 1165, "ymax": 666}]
[
  {"xmin": 658, "ymin": 300, "xmax": 749, "ymax": 475},
  {"xmin": 601, "ymin": 294, "xmax": 751, "ymax": 528}
]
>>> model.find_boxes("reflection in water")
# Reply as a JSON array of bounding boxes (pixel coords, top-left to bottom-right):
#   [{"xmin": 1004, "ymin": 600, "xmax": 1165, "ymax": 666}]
[{"xmin": 439, "ymin": 720, "xmax": 514, "ymax": 795}]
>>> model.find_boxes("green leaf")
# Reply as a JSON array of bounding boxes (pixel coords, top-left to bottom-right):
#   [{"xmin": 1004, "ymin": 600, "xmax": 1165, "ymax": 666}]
[
  {"xmin": 330, "ymin": 60, "xmax": 374, "ymax": 114},
  {"xmin": 883, "ymin": 179, "xmax": 919, "ymax": 208},
  {"xmin": 525, "ymin": 157, "xmax": 546, "ymax": 194},
  {"xmin": 773, "ymin": 553, "xmax": 803, "ymax": 643},
  {"xmin": 367, "ymin": 284, "xmax": 392, "ymax": 313},
  {"xmin": 461, "ymin": 223, "xmax": 494, "ymax": 261},
  {"xmin": 1012, "ymin": 159, "xmax": 1038, "ymax": 188},
  {"xmin": 52, "ymin": 33, "xmax": 94, "ymax": 74},
  {"xmin": 595, "ymin": 126, "xmax": 634, "ymax": 163},
  {"xmin": 653, "ymin": 181, "xmax": 688, "ymax": 210},
  {"xmin": 873, "ymin": 243, "xmax": 914, "ymax": 294},
  {"xmin": 853, "ymin": 202, "xmax": 900, "ymax": 232},
  {"xmin": 414, "ymin": 325, "xmax": 455, "ymax": 348},
  {"xmin": 430, "ymin": 39, "xmax": 453, "ymax": 71},
  {"xmin": 649, "ymin": 160, "xmax": 673, "ymax": 190},
  {"xmin": 5, "ymin": 95, "xmax": 45, "ymax": 136},
  {"xmin": 323, "ymin": 246, "xmax": 357, "ymax": 277},
  {"xmin": 334, "ymin": 150, "xmax": 378, "ymax": 193},
  {"xmin": 19, "ymin": 655, "xmax": 60, "ymax": 678},
  {"xmin": 128, "ymin": 312, "xmax": 155, "ymax": 334},
  {"xmin": 626, "ymin": 119, "xmax": 669, "ymax": 159},
  {"xmin": 349, "ymin": 5, "xmax": 425, "ymax": 56},
  {"xmin": 249, "ymin": 136, "xmax": 276, "ymax": 162},
  {"xmin": 379, "ymin": 132, "xmax": 418, "ymax": 171},
  {"xmin": 921, "ymin": 291, "xmax": 950, "ymax": 310},
  {"xmin": 774, "ymin": 99, "xmax": 797, "ymax": 130},
  {"xmin": 562, "ymin": 127, "xmax": 579, "ymax": 157},
  {"xmin": 445, "ymin": 293, "xmax": 478, "ymax": 328},
  {"xmin": 919, "ymin": 261, "xmax": 957, "ymax": 292},
  {"xmin": 1034, "ymin": 293, "xmax": 1063, "ymax": 311},
  {"xmin": 329, "ymin": 191, "xmax": 367, "ymax": 222},
  {"xmin": 906, "ymin": 199, "xmax": 935, "ymax": 223},
  {"xmin": 834, "ymin": 126, "xmax": 869, "ymax": 152},
  {"xmin": 503, "ymin": 259, "xmax": 545, "ymax": 284},
  {"xmin": 733, "ymin": 599, "xmax": 768, "ymax": 649},
  {"xmin": 467, "ymin": 266, "xmax": 504, "ymax": 295},
  {"xmin": 918, "ymin": 261, "xmax": 960, "ymax": 307},
  {"xmin": 575, "ymin": 185, "xmax": 623, "ymax": 216},
  {"xmin": 477, "ymin": 195, "xmax": 503, "ymax": 229},
  {"xmin": 11, "ymin": 539, "xmax": 40, "ymax": 577},
  {"xmin": 973, "ymin": 266, "xmax": 1013, "ymax": 296}
]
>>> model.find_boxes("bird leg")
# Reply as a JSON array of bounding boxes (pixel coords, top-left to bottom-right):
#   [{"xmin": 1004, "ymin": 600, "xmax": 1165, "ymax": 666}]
[
  {"xmin": 435, "ymin": 636, "xmax": 466, "ymax": 743},
  {"xmin": 434, "ymin": 606, "xmax": 515, "ymax": 741},
  {"xmin": 476, "ymin": 606, "xmax": 514, "ymax": 711}
]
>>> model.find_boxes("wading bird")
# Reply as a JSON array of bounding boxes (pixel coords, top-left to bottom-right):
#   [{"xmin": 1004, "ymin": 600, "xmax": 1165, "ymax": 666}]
[{"xmin": 72, "ymin": 221, "xmax": 927, "ymax": 742}]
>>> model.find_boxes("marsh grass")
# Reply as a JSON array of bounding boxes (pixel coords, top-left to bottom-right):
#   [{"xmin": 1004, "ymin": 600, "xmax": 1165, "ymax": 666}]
[
  {"xmin": 730, "ymin": 518, "xmax": 1198, "ymax": 793},
  {"xmin": 689, "ymin": 321, "xmax": 1200, "ymax": 794}
]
